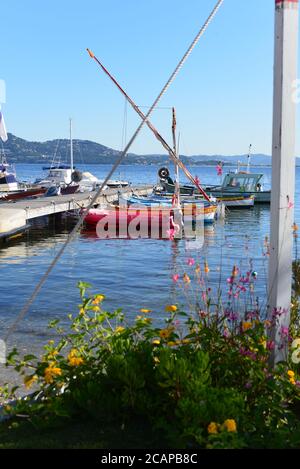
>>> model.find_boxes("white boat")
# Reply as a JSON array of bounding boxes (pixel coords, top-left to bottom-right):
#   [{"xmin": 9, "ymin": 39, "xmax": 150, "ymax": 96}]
[
  {"xmin": 35, "ymin": 120, "xmax": 128, "ymax": 193},
  {"xmin": 0, "ymin": 161, "xmax": 18, "ymax": 192}
]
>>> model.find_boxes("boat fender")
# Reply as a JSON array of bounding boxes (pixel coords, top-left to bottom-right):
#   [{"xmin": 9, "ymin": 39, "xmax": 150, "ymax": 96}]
[
  {"xmin": 158, "ymin": 167, "xmax": 170, "ymax": 179},
  {"xmin": 72, "ymin": 170, "xmax": 83, "ymax": 183}
]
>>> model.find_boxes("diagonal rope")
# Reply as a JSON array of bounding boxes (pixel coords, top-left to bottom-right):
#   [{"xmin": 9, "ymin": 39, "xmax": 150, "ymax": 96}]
[{"xmin": 3, "ymin": 0, "xmax": 224, "ymax": 341}]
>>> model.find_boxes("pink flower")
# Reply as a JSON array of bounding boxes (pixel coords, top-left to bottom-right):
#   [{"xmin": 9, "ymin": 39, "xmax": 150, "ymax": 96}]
[
  {"xmin": 166, "ymin": 228, "xmax": 175, "ymax": 240},
  {"xmin": 172, "ymin": 274, "xmax": 180, "ymax": 283},
  {"xmin": 187, "ymin": 258, "xmax": 195, "ymax": 266},
  {"xmin": 280, "ymin": 326, "xmax": 289, "ymax": 337}
]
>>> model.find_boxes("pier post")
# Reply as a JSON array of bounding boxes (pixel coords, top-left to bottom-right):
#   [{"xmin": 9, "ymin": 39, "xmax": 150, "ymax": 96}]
[{"xmin": 268, "ymin": 0, "xmax": 299, "ymax": 363}]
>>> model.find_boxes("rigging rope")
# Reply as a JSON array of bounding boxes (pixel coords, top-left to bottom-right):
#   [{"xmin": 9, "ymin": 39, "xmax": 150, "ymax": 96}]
[{"xmin": 4, "ymin": 0, "xmax": 224, "ymax": 341}]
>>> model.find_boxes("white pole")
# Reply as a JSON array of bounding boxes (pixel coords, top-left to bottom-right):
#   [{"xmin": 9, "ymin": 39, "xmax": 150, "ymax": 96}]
[
  {"xmin": 268, "ymin": 0, "xmax": 299, "ymax": 364},
  {"xmin": 172, "ymin": 108, "xmax": 181, "ymax": 208},
  {"xmin": 69, "ymin": 117, "xmax": 74, "ymax": 172},
  {"xmin": 247, "ymin": 144, "xmax": 252, "ymax": 173}
]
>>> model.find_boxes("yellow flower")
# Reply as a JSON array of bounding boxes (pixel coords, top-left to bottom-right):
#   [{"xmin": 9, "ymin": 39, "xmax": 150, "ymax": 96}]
[
  {"xmin": 223, "ymin": 419, "xmax": 237, "ymax": 433},
  {"xmin": 290, "ymin": 378, "xmax": 296, "ymax": 386},
  {"xmin": 48, "ymin": 350, "xmax": 59, "ymax": 359},
  {"xmin": 140, "ymin": 308, "xmax": 152, "ymax": 314},
  {"xmin": 44, "ymin": 364, "xmax": 62, "ymax": 384},
  {"xmin": 92, "ymin": 294, "xmax": 105, "ymax": 305},
  {"xmin": 165, "ymin": 305, "xmax": 178, "ymax": 313},
  {"xmin": 143, "ymin": 317, "xmax": 152, "ymax": 324},
  {"xmin": 159, "ymin": 328, "xmax": 172, "ymax": 340},
  {"xmin": 183, "ymin": 273, "xmax": 191, "ymax": 284},
  {"xmin": 152, "ymin": 339, "xmax": 161, "ymax": 346},
  {"xmin": 115, "ymin": 326, "xmax": 125, "ymax": 334},
  {"xmin": 181, "ymin": 338, "xmax": 191, "ymax": 345},
  {"xmin": 79, "ymin": 308, "xmax": 85, "ymax": 315},
  {"xmin": 287, "ymin": 370, "xmax": 295, "ymax": 379},
  {"xmin": 207, "ymin": 422, "xmax": 218, "ymax": 434},
  {"xmin": 242, "ymin": 321, "xmax": 252, "ymax": 332},
  {"xmin": 68, "ymin": 349, "xmax": 84, "ymax": 367},
  {"xmin": 258, "ymin": 337, "xmax": 267, "ymax": 349},
  {"xmin": 92, "ymin": 306, "xmax": 101, "ymax": 312},
  {"xmin": 204, "ymin": 262, "xmax": 210, "ymax": 274},
  {"xmin": 167, "ymin": 341, "xmax": 176, "ymax": 347},
  {"xmin": 24, "ymin": 374, "xmax": 38, "ymax": 389}
]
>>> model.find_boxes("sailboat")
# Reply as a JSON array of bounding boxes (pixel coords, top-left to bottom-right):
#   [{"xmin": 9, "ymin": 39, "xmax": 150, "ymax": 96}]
[
  {"xmin": 35, "ymin": 119, "xmax": 80, "ymax": 195},
  {"xmin": 0, "ymin": 112, "xmax": 47, "ymax": 201}
]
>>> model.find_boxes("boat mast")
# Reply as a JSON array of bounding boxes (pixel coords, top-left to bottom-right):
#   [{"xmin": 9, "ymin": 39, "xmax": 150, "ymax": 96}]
[
  {"xmin": 172, "ymin": 108, "xmax": 180, "ymax": 208},
  {"xmin": 247, "ymin": 144, "xmax": 252, "ymax": 173},
  {"xmin": 69, "ymin": 118, "xmax": 74, "ymax": 173}
]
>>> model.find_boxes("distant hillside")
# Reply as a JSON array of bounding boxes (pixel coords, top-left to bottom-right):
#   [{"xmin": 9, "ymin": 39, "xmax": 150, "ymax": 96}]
[{"xmin": 1, "ymin": 133, "xmax": 299, "ymax": 166}]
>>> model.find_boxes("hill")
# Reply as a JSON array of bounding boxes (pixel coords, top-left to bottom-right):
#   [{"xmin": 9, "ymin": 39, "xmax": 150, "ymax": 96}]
[{"xmin": 1, "ymin": 133, "xmax": 298, "ymax": 166}]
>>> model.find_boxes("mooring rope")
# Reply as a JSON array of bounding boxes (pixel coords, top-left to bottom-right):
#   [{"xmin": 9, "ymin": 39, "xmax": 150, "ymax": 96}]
[{"xmin": 4, "ymin": 0, "xmax": 224, "ymax": 341}]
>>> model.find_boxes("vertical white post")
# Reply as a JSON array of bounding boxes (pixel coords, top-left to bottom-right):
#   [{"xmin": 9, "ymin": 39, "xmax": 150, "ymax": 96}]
[
  {"xmin": 268, "ymin": 0, "xmax": 299, "ymax": 363},
  {"xmin": 172, "ymin": 108, "xmax": 181, "ymax": 208},
  {"xmin": 69, "ymin": 117, "xmax": 74, "ymax": 173},
  {"xmin": 247, "ymin": 144, "xmax": 252, "ymax": 173}
]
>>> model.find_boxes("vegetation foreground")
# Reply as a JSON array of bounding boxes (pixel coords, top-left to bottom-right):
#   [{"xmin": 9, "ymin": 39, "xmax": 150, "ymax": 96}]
[{"xmin": 1, "ymin": 262, "xmax": 300, "ymax": 449}]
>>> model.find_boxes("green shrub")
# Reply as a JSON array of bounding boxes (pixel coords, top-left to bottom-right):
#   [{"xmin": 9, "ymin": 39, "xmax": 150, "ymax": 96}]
[{"xmin": 1, "ymin": 280, "xmax": 300, "ymax": 449}]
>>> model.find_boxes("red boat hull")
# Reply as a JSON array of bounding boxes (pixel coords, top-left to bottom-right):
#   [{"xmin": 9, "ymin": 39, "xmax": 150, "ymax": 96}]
[
  {"xmin": 83, "ymin": 207, "xmax": 183, "ymax": 239},
  {"xmin": 0, "ymin": 187, "xmax": 47, "ymax": 201}
]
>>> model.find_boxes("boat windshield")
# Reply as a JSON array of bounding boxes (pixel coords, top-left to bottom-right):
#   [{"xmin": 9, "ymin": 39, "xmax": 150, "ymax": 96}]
[{"xmin": 222, "ymin": 173, "xmax": 263, "ymax": 191}]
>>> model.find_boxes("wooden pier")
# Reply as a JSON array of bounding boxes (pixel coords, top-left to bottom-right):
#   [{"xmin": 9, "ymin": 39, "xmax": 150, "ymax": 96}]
[{"xmin": 0, "ymin": 185, "xmax": 153, "ymax": 240}]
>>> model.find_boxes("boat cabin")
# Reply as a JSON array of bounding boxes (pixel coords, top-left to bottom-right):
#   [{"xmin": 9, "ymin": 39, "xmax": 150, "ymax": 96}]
[
  {"xmin": 221, "ymin": 172, "xmax": 263, "ymax": 193},
  {"xmin": 0, "ymin": 163, "xmax": 18, "ymax": 192}
]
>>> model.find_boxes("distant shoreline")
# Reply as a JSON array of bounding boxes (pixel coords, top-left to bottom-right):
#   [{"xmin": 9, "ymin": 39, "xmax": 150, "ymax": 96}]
[{"xmin": 13, "ymin": 161, "xmax": 300, "ymax": 168}]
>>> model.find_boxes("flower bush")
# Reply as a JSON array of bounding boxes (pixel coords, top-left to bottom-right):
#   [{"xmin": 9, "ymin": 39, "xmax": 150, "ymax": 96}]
[{"xmin": 1, "ymin": 278, "xmax": 300, "ymax": 449}]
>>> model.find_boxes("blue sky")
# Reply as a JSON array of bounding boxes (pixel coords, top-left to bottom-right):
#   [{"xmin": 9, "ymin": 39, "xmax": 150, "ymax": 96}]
[{"xmin": 1, "ymin": 0, "xmax": 297, "ymax": 156}]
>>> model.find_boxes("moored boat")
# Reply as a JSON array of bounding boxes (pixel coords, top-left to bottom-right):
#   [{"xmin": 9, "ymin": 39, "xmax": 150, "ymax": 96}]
[
  {"xmin": 157, "ymin": 168, "xmax": 267, "ymax": 205},
  {"xmin": 119, "ymin": 193, "xmax": 217, "ymax": 222}
]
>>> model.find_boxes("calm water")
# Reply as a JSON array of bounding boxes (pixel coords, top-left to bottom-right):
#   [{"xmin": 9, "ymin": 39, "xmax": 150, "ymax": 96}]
[{"xmin": 0, "ymin": 163, "xmax": 299, "ymax": 356}]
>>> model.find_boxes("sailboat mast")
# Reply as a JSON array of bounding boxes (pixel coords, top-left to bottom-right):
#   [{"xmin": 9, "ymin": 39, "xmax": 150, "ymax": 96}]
[
  {"xmin": 172, "ymin": 108, "xmax": 180, "ymax": 207},
  {"xmin": 247, "ymin": 143, "xmax": 252, "ymax": 173},
  {"xmin": 69, "ymin": 118, "xmax": 74, "ymax": 172}
]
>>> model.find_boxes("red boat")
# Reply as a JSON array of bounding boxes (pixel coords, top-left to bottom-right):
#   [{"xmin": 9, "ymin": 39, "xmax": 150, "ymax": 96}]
[
  {"xmin": 84, "ymin": 206, "xmax": 184, "ymax": 239},
  {"xmin": 83, "ymin": 204, "xmax": 213, "ymax": 239},
  {"xmin": 0, "ymin": 186, "xmax": 47, "ymax": 202}
]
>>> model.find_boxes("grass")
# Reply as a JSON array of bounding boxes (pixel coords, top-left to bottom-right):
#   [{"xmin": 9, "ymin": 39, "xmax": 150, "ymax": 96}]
[{"xmin": 0, "ymin": 416, "xmax": 166, "ymax": 449}]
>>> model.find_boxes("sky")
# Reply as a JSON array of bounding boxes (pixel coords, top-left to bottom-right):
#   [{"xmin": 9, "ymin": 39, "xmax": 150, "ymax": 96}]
[{"xmin": 1, "ymin": 0, "xmax": 298, "ymax": 156}]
